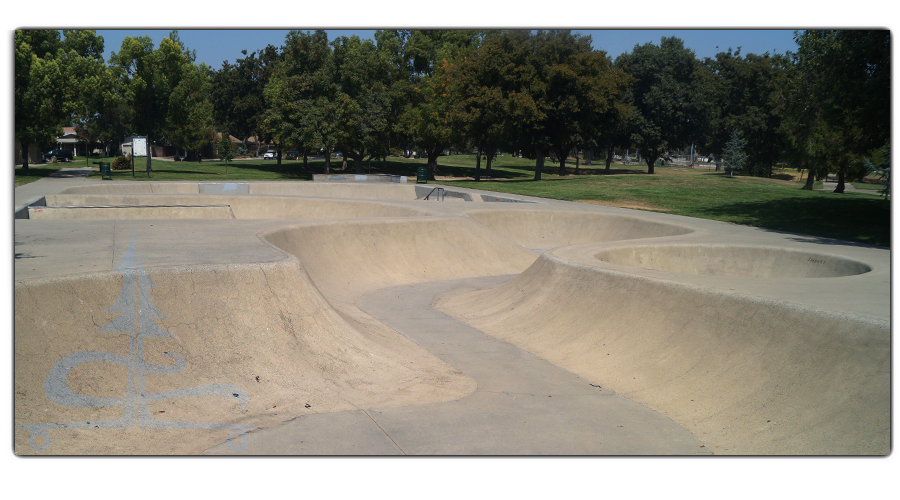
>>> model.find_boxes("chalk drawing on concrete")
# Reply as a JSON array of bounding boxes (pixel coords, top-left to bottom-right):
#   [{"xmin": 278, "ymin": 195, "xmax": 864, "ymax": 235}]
[{"xmin": 16, "ymin": 231, "xmax": 256, "ymax": 452}]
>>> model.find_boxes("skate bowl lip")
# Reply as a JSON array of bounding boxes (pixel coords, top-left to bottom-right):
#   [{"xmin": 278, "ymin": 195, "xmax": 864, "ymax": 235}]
[
  {"xmin": 462, "ymin": 208, "xmax": 696, "ymax": 248},
  {"xmin": 592, "ymin": 243, "xmax": 873, "ymax": 279}
]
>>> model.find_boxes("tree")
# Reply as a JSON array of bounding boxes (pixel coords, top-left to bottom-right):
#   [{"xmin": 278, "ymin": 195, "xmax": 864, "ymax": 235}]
[
  {"xmin": 211, "ymin": 46, "xmax": 278, "ymax": 154},
  {"xmin": 167, "ymin": 61, "xmax": 215, "ymax": 158},
  {"xmin": 530, "ymin": 30, "xmax": 627, "ymax": 177},
  {"xmin": 864, "ymin": 144, "xmax": 890, "ymax": 200},
  {"xmin": 723, "ymin": 129, "xmax": 748, "ymax": 177},
  {"xmin": 701, "ymin": 48, "xmax": 789, "ymax": 177},
  {"xmin": 330, "ymin": 35, "xmax": 394, "ymax": 174},
  {"xmin": 451, "ymin": 30, "xmax": 536, "ymax": 180},
  {"xmin": 398, "ymin": 30, "xmax": 485, "ymax": 180},
  {"xmin": 263, "ymin": 30, "xmax": 335, "ymax": 172},
  {"xmin": 615, "ymin": 37, "xmax": 704, "ymax": 174},
  {"xmin": 787, "ymin": 30, "xmax": 890, "ymax": 193},
  {"xmin": 217, "ymin": 129, "xmax": 236, "ymax": 167},
  {"xmin": 15, "ymin": 30, "xmax": 67, "ymax": 169}
]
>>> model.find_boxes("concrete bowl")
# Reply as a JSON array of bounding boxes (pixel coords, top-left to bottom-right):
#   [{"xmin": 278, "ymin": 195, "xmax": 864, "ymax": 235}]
[
  {"xmin": 465, "ymin": 210, "xmax": 694, "ymax": 249},
  {"xmin": 594, "ymin": 244, "xmax": 872, "ymax": 278}
]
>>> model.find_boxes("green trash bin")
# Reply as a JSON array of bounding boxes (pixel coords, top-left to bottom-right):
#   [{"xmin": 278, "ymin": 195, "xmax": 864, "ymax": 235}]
[
  {"xmin": 416, "ymin": 166, "xmax": 428, "ymax": 184},
  {"xmin": 99, "ymin": 162, "xmax": 111, "ymax": 179}
]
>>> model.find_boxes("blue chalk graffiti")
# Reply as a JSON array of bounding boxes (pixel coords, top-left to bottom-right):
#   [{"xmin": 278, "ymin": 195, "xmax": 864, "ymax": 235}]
[{"xmin": 16, "ymin": 231, "xmax": 256, "ymax": 452}]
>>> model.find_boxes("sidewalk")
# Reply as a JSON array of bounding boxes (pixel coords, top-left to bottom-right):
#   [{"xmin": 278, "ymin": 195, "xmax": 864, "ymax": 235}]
[
  {"xmin": 820, "ymin": 176, "xmax": 884, "ymax": 196},
  {"xmin": 14, "ymin": 167, "xmax": 100, "ymax": 211}
]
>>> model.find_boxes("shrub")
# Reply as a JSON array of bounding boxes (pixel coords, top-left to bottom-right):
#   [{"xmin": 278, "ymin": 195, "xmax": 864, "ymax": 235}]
[{"xmin": 111, "ymin": 155, "xmax": 132, "ymax": 170}]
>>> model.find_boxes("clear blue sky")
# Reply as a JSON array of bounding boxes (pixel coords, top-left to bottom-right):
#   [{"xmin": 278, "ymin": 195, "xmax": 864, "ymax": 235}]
[{"xmin": 96, "ymin": 29, "xmax": 801, "ymax": 69}]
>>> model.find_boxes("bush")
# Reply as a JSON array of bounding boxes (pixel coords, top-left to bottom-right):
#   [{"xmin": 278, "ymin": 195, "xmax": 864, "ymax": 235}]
[{"xmin": 111, "ymin": 155, "xmax": 132, "ymax": 170}]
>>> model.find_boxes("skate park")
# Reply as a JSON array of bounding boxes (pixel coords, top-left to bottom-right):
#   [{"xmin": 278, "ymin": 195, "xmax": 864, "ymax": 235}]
[{"xmin": 13, "ymin": 169, "xmax": 890, "ymax": 455}]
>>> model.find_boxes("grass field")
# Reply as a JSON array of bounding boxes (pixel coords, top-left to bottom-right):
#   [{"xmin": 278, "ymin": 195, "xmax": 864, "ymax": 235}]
[{"xmin": 14, "ymin": 153, "xmax": 890, "ymax": 247}]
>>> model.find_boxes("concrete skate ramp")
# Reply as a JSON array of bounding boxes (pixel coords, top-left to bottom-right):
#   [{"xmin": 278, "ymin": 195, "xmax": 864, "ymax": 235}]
[
  {"xmin": 263, "ymin": 217, "xmax": 539, "ymax": 303},
  {"xmin": 59, "ymin": 182, "xmax": 419, "ymax": 200},
  {"xmin": 596, "ymin": 245, "xmax": 872, "ymax": 278},
  {"xmin": 14, "ymin": 259, "xmax": 474, "ymax": 455},
  {"xmin": 41, "ymin": 194, "xmax": 429, "ymax": 219},
  {"xmin": 434, "ymin": 254, "xmax": 890, "ymax": 455},
  {"xmin": 465, "ymin": 210, "xmax": 694, "ymax": 249}
]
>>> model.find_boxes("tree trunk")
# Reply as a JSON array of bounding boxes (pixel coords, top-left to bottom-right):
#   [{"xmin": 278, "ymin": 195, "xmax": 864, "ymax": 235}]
[
  {"xmin": 558, "ymin": 148, "xmax": 567, "ymax": 176},
  {"xmin": 342, "ymin": 157, "xmax": 348, "ymax": 171},
  {"xmin": 646, "ymin": 154, "xmax": 657, "ymax": 175},
  {"xmin": 834, "ymin": 169, "xmax": 846, "ymax": 193},
  {"xmin": 574, "ymin": 147, "xmax": 580, "ymax": 175},
  {"xmin": 584, "ymin": 148, "xmax": 592, "ymax": 166},
  {"xmin": 324, "ymin": 147, "xmax": 331, "ymax": 174},
  {"xmin": 427, "ymin": 155, "xmax": 437, "ymax": 181},
  {"xmin": 802, "ymin": 173, "xmax": 815, "ymax": 190},
  {"xmin": 474, "ymin": 141, "xmax": 483, "ymax": 181},
  {"xmin": 427, "ymin": 147, "xmax": 441, "ymax": 181},
  {"xmin": 605, "ymin": 146, "xmax": 613, "ymax": 174},
  {"xmin": 276, "ymin": 145, "xmax": 283, "ymax": 169},
  {"xmin": 303, "ymin": 149, "xmax": 308, "ymax": 170},
  {"xmin": 486, "ymin": 150, "xmax": 495, "ymax": 177},
  {"xmin": 533, "ymin": 146, "xmax": 544, "ymax": 181},
  {"xmin": 353, "ymin": 152, "xmax": 363, "ymax": 174}
]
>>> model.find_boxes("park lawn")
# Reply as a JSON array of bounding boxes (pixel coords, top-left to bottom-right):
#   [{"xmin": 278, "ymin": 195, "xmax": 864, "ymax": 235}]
[
  {"xmin": 39, "ymin": 153, "xmax": 888, "ymax": 248},
  {"xmin": 89, "ymin": 157, "xmax": 315, "ymax": 181},
  {"xmin": 435, "ymin": 162, "xmax": 890, "ymax": 248},
  {"xmin": 15, "ymin": 165, "xmax": 65, "ymax": 187}
]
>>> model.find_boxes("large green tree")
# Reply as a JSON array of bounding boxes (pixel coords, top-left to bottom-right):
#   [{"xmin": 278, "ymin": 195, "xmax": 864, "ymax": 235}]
[
  {"xmin": 15, "ymin": 30, "xmax": 68, "ymax": 169},
  {"xmin": 167, "ymin": 61, "xmax": 215, "ymax": 157},
  {"xmin": 329, "ymin": 35, "xmax": 394, "ymax": 174},
  {"xmin": 451, "ymin": 30, "xmax": 537, "ymax": 180},
  {"xmin": 615, "ymin": 37, "xmax": 705, "ymax": 174},
  {"xmin": 398, "ymin": 30, "xmax": 485, "ymax": 180},
  {"xmin": 786, "ymin": 30, "xmax": 890, "ymax": 192},
  {"xmin": 263, "ymin": 30, "xmax": 334, "ymax": 171},
  {"xmin": 211, "ymin": 45, "xmax": 280, "ymax": 155},
  {"xmin": 701, "ymin": 48, "xmax": 789, "ymax": 177}
]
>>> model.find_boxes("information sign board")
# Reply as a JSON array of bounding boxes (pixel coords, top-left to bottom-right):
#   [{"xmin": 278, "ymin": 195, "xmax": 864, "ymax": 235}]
[{"xmin": 133, "ymin": 137, "xmax": 148, "ymax": 157}]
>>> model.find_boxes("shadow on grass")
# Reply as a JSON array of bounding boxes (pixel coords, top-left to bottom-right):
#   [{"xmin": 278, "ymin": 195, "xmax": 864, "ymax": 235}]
[{"xmin": 694, "ymin": 194, "xmax": 890, "ymax": 248}]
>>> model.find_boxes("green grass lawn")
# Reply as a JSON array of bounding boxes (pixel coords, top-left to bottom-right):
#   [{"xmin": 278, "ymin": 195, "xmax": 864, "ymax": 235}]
[{"xmin": 16, "ymin": 153, "xmax": 889, "ymax": 247}]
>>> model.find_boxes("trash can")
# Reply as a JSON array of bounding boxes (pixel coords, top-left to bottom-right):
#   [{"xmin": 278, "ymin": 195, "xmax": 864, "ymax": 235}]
[
  {"xmin": 99, "ymin": 162, "xmax": 111, "ymax": 180},
  {"xmin": 417, "ymin": 166, "xmax": 427, "ymax": 184}
]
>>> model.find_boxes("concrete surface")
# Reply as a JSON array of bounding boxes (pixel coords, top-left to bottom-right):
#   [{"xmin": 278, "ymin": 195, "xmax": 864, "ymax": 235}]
[{"xmin": 13, "ymin": 177, "xmax": 891, "ymax": 455}]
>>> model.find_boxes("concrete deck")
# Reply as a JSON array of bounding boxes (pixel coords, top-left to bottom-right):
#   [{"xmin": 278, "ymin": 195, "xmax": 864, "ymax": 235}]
[{"xmin": 13, "ymin": 172, "xmax": 890, "ymax": 455}]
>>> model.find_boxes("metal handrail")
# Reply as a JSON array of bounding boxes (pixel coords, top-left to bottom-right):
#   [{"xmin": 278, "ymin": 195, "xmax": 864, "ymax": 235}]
[{"xmin": 424, "ymin": 187, "xmax": 445, "ymax": 201}]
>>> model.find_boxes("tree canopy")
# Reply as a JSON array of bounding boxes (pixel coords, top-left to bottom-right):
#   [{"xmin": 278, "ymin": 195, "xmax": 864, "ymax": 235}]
[{"xmin": 16, "ymin": 29, "xmax": 890, "ymax": 188}]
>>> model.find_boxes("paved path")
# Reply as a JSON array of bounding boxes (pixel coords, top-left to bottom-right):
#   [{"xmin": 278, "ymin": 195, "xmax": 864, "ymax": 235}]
[
  {"xmin": 204, "ymin": 276, "xmax": 710, "ymax": 455},
  {"xmin": 14, "ymin": 167, "xmax": 98, "ymax": 211}
]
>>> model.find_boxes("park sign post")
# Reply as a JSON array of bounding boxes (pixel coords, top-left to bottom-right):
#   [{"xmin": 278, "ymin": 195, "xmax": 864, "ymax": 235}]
[{"xmin": 130, "ymin": 136, "xmax": 152, "ymax": 178}]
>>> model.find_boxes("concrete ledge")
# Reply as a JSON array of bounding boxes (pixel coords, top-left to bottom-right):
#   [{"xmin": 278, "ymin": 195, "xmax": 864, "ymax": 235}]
[
  {"xmin": 480, "ymin": 194, "xmax": 539, "ymax": 203},
  {"xmin": 313, "ymin": 173, "xmax": 407, "ymax": 183},
  {"xmin": 15, "ymin": 196, "xmax": 46, "ymax": 219},
  {"xmin": 199, "ymin": 182, "xmax": 250, "ymax": 194},
  {"xmin": 27, "ymin": 204, "xmax": 236, "ymax": 220}
]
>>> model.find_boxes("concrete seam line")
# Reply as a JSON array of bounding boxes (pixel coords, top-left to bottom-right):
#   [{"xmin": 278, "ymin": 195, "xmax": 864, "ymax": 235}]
[{"xmin": 361, "ymin": 409, "xmax": 406, "ymax": 455}]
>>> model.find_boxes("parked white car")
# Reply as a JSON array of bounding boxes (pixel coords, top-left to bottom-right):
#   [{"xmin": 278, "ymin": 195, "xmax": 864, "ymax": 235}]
[{"xmin": 263, "ymin": 150, "xmax": 278, "ymax": 159}]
